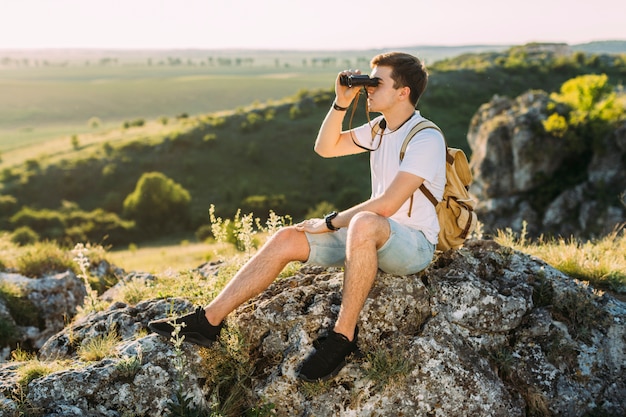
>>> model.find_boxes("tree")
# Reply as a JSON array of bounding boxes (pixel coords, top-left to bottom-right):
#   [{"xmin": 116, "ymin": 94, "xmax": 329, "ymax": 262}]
[
  {"xmin": 545, "ymin": 74, "xmax": 625, "ymax": 150},
  {"xmin": 122, "ymin": 172, "xmax": 191, "ymax": 235}
]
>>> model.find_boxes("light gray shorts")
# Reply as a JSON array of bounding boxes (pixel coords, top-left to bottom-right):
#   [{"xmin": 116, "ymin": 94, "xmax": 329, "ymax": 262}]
[{"xmin": 304, "ymin": 218, "xmax": 435, "ymax": 275}]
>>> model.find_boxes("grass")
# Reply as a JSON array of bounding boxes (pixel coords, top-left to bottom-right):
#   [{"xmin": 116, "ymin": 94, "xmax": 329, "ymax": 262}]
[
  {"xmin": 0, "ymin": 64, "xmax": 337, "ymax": 153},
  {"xmin": 2, "ymin": 215, "xmax": 624, "ymax": 415},
  {"xmin": 107, "ymin": 239, "xmax": 224, "ymax": 274},
  {"xmin": 495, "ymin": 222, "xmax": 626, "ymax": 294},
  {"xmin": 77, "ymin": 327, "xmax": 120, "ymax": 362},
  {"xmin": 363, "ymin": 345, "xmax": 412, "ymax": 390}
]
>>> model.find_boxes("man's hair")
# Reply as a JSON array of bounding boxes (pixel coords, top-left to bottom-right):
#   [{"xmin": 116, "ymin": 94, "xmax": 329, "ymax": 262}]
[{"xmin": 371, "ymin": 52, "xmax": 428, "ymax": 106}]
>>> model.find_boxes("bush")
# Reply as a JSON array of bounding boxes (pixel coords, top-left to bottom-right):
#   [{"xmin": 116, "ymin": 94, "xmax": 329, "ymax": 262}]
[
  {"xmin": 9, "ymin": 205, "xmax": 134, "ymax": 246},
  {"xmin": 16, "ymin": 241, "xmax": 75, "ymax": 278},
  {"xmin": 122, "ymin": 119, "xmax": 145, "ymax": 129},
  {"xmin": 0, "ymin": 195, "xmax": 18, "ymax": 228},
  {"xmin": 123, "ymin": 172, "xmax": 191, "ymax": 235},
  {"xmin": 195, "ymin": 224, "xmax": 213, "ymax": 242},
  {"xmin": 240, "ymin": 194, "xmax": 286, "ymax": 217},
  {"xmin": 10, "ymin": 207, "xmax": 65, "ymax": 240},
  {"xmin": 88, "ymin": 117, "xmax": 101, "ymax": 128},
  {"xmin": 305, "ymin": 201, "xmax": 337, "ymax": 219},
  {"xmin": 11, "ymin": 226, "xmax": 39, "ymax": 246},
  {"xmin": 64, "ymin": 208, "xmax": 135, "ymax": 246}
]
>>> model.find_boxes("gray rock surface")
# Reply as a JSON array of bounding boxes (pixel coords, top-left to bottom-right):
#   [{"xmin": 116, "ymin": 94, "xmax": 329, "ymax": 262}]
[
  {"xmin": 1, "ymin": 241, "xmax": 623, "ymax": 416},
  {"xmin": 468, "ymin": 91, "xmax": 626, "ymax": 238}
]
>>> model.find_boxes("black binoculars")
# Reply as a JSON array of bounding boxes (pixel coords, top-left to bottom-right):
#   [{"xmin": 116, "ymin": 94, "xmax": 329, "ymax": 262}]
[{"xmin": 339, "ymin": 74, "xmax": 380, "ymax": 88}]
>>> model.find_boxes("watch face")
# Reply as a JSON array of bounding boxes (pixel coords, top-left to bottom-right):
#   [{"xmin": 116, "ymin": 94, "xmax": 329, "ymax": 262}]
[{"xmin": 325, "ymin": 211, "xmax": 339, "ymax": 231}]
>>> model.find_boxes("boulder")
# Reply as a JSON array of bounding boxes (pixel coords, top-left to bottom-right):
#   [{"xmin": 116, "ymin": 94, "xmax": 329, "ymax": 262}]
[
  {"xmin": 0, "ymin": 270, "xmax": 86, "ymax": 357},
  {"xmin": 467, "ymin": 91, "xmax": 626, "ymax": 239},
  {"xmin": 0, "ymin": 241, "xmax": 623, "ymax": 416}
]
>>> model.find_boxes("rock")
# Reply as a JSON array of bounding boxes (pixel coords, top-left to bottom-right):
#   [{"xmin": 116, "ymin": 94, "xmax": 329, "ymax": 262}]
[
  {"xmin": 1, "ymin": 242, "xmax": 623, "ymax": 416},
  {"xmin": 0, "ymin": 270, "xmax": 86, "ymax": 357},
  {"xmin": 467, "ymin": 91, "xmax": 626, "ymax": 239}
]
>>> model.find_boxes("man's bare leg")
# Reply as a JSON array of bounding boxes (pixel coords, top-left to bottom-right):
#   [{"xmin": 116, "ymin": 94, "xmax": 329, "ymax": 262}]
[
  {"xmin": 204, "ymin": 226, "xmax": 310, "ymax": 325},
  {"xmin": 333, "ymin": 212, "xmax": 390, "ymax": 341}
]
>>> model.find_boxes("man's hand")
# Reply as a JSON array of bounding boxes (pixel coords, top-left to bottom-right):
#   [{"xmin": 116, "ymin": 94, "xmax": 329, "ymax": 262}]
[
  {"xmin": 335, "ymin": 69, "xmax": 362, "ymax": 108},
  {"xmin": 294, "ymin": 218, "xmax": 330, "ymax": 234}
]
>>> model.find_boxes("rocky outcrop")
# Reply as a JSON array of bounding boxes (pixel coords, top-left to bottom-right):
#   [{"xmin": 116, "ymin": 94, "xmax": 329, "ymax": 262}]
[
  {"xmin": 1, "ymin": 241, "xmax": 624, "ymax": 416},
  {"xmin": 0, "ymin": 270, "xmax": 86, "ymax": 359},
  {"xmin": 468, "ymin": 91, "xmax": 626, "ymax": 238}
]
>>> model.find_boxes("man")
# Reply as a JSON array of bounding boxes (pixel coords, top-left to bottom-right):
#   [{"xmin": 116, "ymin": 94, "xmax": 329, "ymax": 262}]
[{"xmin": 149, "ymin": 52, "xmax": 446, "ymax": 382}]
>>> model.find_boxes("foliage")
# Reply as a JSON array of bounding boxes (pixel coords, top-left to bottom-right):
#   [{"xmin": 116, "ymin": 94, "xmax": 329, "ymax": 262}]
[
  {"xmin": 16, "ymin": 359, "xmax": 65, "ymax": 390},
  {"xmin": 543, "ymin": 73, "xmax": 625, "ymax": 151},
  {"xmin": 495, "ymin": 222, "xmax": 626, "ymax": 293},
  {"xmin": 0, "ymin": 283, "xmax": 29, "ymax": 347},
  {"xmin": 11, "ymin": 226, "xmax": 39, "ymax": 246},
  {"xmin": 0, "ymin": 282, "xmax": 41, "ymax": 330},
  {"xmin": 0, "ymin": 194, "xmax": 18, "ymax": 228},
  {"xmin": 9, "ymin": 204, "xmax": 134, "ymax": 247},
  {"xmin": 1, "ymin": 46, "xmax": 624, "ymax": 247},
  {"xmin": 13, "ymin": 241, "xmax": 76, "ymax": 278},
  {"xmin": 363, "ymin": 344, "xmax": 412, "ymax": 390},
  {"xmin": 77, "ymin": 327, "xmax": 120, "ymax": 362},
  {"xmin": 199, "ymin": 326, "xmax": 260, "ymax": 417},
  {"xmin": 123, "ymin": 171, "xmax": 192, "ymax": 235},
  {"xmin": 123, "ymin": 118, "xmax": 145, "ymax": 128},
  {"xmin": 72, "ymin": 243, "xmax": 108, "ymax": 314}
]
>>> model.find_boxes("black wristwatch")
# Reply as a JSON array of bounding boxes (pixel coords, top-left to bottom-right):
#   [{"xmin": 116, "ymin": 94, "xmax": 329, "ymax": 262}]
[{"xmin": 324, "ymin": 211, "xmax": 340, "ymax": 231}]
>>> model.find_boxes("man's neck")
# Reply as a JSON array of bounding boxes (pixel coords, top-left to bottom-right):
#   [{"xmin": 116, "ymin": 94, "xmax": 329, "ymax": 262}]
[{"xmin": 382, "ymin": 106, "xmax": 416, "ymax": 131}]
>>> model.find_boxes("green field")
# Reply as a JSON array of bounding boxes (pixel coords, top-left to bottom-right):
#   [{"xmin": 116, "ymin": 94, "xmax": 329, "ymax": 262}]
[
  {"xmin": 2, "ymin": 45, "xmax": 624, "ymax": 245},
  {"xmin": 0, "ymin": 64, "xmax": 340, "ymax": 151},
  {"xmin": 0, "ymin": 45, "xmax": 519, "ymax": 153}
]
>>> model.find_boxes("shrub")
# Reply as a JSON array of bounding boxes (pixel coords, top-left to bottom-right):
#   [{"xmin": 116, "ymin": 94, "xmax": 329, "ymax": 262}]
[
  {"xmin": 240, "ymin": 112, "xmax": 264, "ymax": 132},
  {"xmin": 240, "ymin": 194, "xmax": 286, "ymax": 217},
  {"xmin": 123, "ymin": 172, "xmax": 191, "ymax": 235},
  {"xmin": 0, "ymin": 194, "xmax": 18, "ymax": 228},
  {"xmin": 88, "ymin": 116, "xmax": 101, "ymax": 128},
  {"xmin": 122, "ymin": 119, "xmax": 145, "ymax": 129},
  {"xmin": 11, "ymin": 226, "xmax": 39, "ymax": 246},
  {"xmin": 15, "ymin": 241, "xmax": 75, "ymax": 278},
  {"xmin": 63, "ymin": 208, "xmax": 135, "ymax": 246},
  {"xmin": 546, "ymin": 74, "xmax": 626, "ymax": 151},
  {"xmin": 305, "ymin": 201, "xmax": 337, "ymax": 219},
  {"xmin": 77, "ymin": 328, "xmax": 120, "ymax": 362},
  {"xmin": 195, "ymin": 224, "xmax": 213, "ymax": 242},
  {"xmin": 10, "ymin": 207, "xmax": 65, "ymax": 240}
]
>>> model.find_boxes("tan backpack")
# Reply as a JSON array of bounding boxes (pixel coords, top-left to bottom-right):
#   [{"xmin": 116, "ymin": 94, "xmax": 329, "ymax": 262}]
[{"xmin": 399, "ymin": 120, "xmax": 478, "ymax": 251}]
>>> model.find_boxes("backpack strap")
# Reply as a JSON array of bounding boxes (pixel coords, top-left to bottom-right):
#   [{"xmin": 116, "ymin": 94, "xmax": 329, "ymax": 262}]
[{"xmin": 399, "ymin": 120, "xmax": 445, "ymax": 215}]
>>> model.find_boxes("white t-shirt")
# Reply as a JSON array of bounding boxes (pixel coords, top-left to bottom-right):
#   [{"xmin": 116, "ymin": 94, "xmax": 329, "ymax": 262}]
[{"xmin": 352, "ymin": 111, "xmax": 446, "ymax": 244}]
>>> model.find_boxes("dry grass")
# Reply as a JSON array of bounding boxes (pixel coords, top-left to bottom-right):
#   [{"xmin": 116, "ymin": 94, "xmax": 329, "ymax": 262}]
[
  {"xmin": 77, "ymin": 328, "xmax": 120, "ymax": 362},
  {"xmin": 108, "ymin": 240, "xmax": 222, "ymax": 274},
  {"xmin": 495, "ymin": 223, "xmax": 626, "ymax": 294}
]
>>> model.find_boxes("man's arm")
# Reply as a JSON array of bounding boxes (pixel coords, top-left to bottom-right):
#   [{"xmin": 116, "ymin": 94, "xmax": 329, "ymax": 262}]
[
  {"xmin": 295, "ymin": 171, "xmax": 424, "ymax": 234},
  {"xmin": 330, "ymin": 171, "xmax": 424, "ymax": 228},
  {"xmin": 314, "ymin": 72, "xmax": 367, "ymax": 158}
]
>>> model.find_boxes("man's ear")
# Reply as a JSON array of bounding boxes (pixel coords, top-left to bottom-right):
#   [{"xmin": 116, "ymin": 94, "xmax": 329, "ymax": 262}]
[{"xmin": 398, "ymin": 86, "xmax": 411, "ymax": 101}]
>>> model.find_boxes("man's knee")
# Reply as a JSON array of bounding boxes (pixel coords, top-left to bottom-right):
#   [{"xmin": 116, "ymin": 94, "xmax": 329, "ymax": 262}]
[
  {"xmin": 270, "ymin": 226, "xmax": 310, "ymax": 261},
  {"xmin": 350, "ymin": 211, "xmax": 386, "ymax": 230},
  {"xmin": 348, "ymin": 212, "xmax": 390, "ymax": 243}
]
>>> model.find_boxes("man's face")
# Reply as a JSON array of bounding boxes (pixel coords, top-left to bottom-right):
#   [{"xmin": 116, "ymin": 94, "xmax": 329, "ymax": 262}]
[{"xmin": 366, "ymin": 65, "xmax": 399, "ymax": 113}]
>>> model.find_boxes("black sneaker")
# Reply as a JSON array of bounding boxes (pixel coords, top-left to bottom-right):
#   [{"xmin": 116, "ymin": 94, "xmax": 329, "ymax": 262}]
[
  {"xmin": 298, "ymin": 327, "xmax": 359, "ymax": 382},
  {"xmin": 148, "ymin": 306, "xmax": 223, "ymax": 348}
]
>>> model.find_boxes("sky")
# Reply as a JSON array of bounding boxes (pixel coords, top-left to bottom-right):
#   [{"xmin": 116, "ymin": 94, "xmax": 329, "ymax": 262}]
[{"xmin": 0, "ymin": 0, "xmax": 624, "ymax": 50}]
